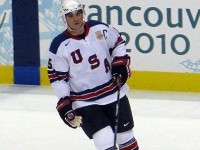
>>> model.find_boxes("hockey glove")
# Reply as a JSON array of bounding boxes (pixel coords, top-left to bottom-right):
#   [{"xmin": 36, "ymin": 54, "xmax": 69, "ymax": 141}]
[
  {"xmin": 112, "ymin": 54, "xmax": 131, "ymax": 85},
  {"xmin": 56, "ymin": 96, "xmax": 82, "ymax": 129}
]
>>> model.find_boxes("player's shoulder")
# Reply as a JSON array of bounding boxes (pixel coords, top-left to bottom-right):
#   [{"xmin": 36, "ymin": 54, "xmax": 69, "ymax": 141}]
[
  {"xmin": 87, "ymin": 20, "xmax": 109, "ymax": 28},
  {"xmin": 49, "ymin": 32, "xmax": 69, "ymax": 54}
]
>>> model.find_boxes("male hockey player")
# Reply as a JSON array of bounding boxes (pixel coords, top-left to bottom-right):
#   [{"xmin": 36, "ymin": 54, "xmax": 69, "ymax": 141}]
[{"xmin": 47, "ymin": 0, "xmax": 139, "ymax": 149}]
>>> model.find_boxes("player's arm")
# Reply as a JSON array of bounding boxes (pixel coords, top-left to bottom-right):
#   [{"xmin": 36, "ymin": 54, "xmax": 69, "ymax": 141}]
[
  {"xmin": 47, "ymin": 51, "xmax": 82, "ymax": 128},
  {"xmin": 56, "ymin": 96, "xmax": 82, "ymax": 128},
  {"xmin": 112, "ymin": 54, "xmax": 131, "ymax": 85},
  {"xmin": 106, "ymin": 25, "xmax": 131, "ymax": 85}
]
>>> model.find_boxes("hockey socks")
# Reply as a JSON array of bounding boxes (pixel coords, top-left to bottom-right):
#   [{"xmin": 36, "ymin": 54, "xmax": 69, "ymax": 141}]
[{"xmin": 118, "ymin": 138, "xmax": 139, "ymax": 150}]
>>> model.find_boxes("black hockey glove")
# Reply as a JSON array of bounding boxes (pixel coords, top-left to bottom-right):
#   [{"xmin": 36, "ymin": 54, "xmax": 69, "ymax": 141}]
[
  {"xmin": 56, "ymin": 96, "xmax": 82, "ymax": 129},
  {"xmin": 112, "ymin": 54, "xmax": 131, "ymax": 85}
]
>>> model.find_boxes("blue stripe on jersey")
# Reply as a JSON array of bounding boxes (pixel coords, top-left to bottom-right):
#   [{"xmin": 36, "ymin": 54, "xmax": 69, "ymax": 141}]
[
  {"xmin": 50, "ymin": 20, "xmax": 108, "ymax": 55},
  {"xmin": 49, "ymin": 32, "xmax": 70, "ymax": 54},
  {"xmin": 70, "ymin": 79, "xmax": 118, "ymax": 101},
  {"xmin": 48, "ymin": 69, "xmax": 69, "ymax": 83},
  {"xmin": 87, "ymin": 20, "xmax": 109, "ymax": 28}
]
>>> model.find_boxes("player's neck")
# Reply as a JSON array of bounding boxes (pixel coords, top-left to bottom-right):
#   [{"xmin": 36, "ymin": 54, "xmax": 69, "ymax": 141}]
[{"xmin": 67, "ymin": 23, "xmax": 85, "ymax": 36}]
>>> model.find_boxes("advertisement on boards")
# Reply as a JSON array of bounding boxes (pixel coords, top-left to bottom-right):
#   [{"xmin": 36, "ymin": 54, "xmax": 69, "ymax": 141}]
[
  {"xmin": 0, "ymin": 0, "xmax": 13, "ymax": 65},
  {"xmin": 38, "ymin": 0, "xmax": 200, "ymax": 73}
]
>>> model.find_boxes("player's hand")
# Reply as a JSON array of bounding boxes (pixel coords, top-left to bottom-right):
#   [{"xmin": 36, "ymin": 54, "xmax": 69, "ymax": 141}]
[
  {"xmin": 64, "ymin": 110, "xmax": 82, "ymax": 128},
  {"xmin": 112, "ymin": 55, "xmax": 131, "ymax": 85},
  {"xmin": 56, "ymin": 96, "xmax": 82, "ymax": 129}
]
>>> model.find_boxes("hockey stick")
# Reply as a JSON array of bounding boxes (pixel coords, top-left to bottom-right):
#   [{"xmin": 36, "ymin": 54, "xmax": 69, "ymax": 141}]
[
  {"xmin": 0, "ymin": 12, "xmax": 6, "ymax": 30},
  {"xmin": 113, "ymin": 80, "xmax": 121, "ymax": 150}
]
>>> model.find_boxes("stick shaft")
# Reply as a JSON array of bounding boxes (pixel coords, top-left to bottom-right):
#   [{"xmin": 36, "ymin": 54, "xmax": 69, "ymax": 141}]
[
  {"xmin": 0, "ymin": 12, "xmax": 6, "ymax": 30},
  {"xmin": 113, "ymin": 83, "xmax": 121, "ymax": 149}
]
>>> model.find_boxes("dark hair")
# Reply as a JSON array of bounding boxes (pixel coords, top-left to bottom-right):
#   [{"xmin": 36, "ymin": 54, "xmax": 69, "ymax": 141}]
[{"xmin": 65, "ymin": 9, "xmax": 83, "ymax": 18}]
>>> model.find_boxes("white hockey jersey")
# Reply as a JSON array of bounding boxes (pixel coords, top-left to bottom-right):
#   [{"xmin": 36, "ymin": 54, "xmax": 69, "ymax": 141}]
[{"xmin": 48, "ymin": 20, "xmax": 130, "ymax": 110}]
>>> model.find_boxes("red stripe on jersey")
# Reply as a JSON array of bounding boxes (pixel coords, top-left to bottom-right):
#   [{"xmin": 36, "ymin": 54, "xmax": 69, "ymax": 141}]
[
  {"xmin": 114, "ymin": 37, "xmax": 124, "ymax": 47},
  {"xmin": 58, "ymin": 74, "xmax": 68, "ymax": 80},
  {"xmin": 70, "ymin": 82, "xmax": 117, "ymax": 101},
  {"xmin": 48, "ymin": 71, "xmax": 69, "ymax": 82},
  {"xmin": 48, "ymin": 73, "xmax": 57, "ymax": 79}
]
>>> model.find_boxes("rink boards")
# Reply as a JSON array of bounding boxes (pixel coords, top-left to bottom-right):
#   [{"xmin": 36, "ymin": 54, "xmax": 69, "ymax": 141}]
[
  {"xmin": 0, "ymin": 66, "xmax": 200, "ymax": 92},
  {"xmin": 0, "ymin": 0, "xmax": 200, "ymax": 92}
]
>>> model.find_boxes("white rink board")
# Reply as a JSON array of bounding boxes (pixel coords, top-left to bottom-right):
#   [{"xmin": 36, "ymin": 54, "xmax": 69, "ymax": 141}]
[
  {"xmin": 37, "ymin": 0, "xmax": 200, "ymax": 72},
  {"xmin": 83, "ymin": 0, "xmax": 200, "ymax": 72}
]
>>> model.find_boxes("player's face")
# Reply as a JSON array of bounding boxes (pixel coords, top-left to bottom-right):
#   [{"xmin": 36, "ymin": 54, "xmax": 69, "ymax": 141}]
[{"xmin": 65, "ymin": 10, "xmax": 84, "ymax": 31}]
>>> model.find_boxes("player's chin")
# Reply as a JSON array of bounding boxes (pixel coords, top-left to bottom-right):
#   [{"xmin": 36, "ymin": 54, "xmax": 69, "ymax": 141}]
[{"xmin": 71, "ymin": 25, "xmax": 81, "ymax": 30}]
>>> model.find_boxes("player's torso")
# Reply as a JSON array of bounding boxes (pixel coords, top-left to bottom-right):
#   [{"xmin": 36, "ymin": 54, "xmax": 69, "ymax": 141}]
[{"xmin": 58, "ymin": 25, "xmax": 112, "ymax": 92}]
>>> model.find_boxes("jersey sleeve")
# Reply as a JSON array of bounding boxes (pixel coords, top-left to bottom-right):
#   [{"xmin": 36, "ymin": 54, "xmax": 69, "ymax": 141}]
[
  {"xmin": 47, "ymin": 43, "xmax": 70, "ymax": 100},
  {"xmin": 106, "ymin": 25, "xmax": 127, "ymax": 58}
]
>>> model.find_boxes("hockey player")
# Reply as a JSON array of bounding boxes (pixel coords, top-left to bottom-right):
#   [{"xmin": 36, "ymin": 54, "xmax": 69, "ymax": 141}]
[{"xmin": 47, "ymin": 0, "xmax": 139, "ymax": 149}]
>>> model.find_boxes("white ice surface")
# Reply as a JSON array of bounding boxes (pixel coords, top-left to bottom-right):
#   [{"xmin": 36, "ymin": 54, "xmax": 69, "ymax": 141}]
[{"xmin": 0, "ymin": 85, "xmax": 200, "ymax": 150}]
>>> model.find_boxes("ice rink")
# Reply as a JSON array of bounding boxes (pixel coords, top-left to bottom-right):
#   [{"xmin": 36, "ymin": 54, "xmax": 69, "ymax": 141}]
[{"xmin": 0, "ymin": 85, "xmax": 200, "ymax": 150}]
